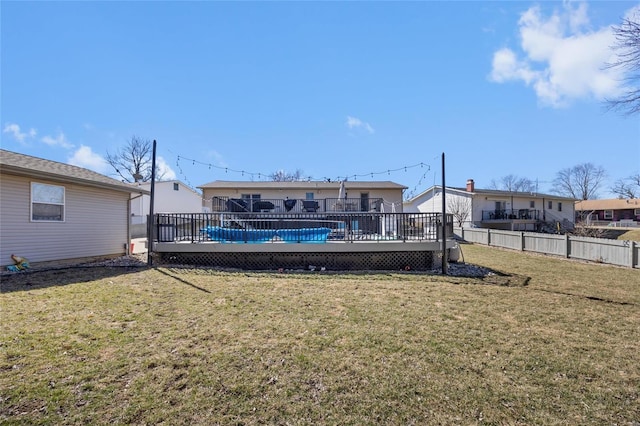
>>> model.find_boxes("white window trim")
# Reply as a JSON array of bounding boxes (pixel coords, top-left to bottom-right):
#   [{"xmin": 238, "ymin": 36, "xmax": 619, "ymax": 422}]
[
  {"xmin": 603, "ymin": 210, "xmax": 613, "ymax": 219},
  {"xmin": 31, "ymin": 182, "xmax": 65, "ymax": 222}
]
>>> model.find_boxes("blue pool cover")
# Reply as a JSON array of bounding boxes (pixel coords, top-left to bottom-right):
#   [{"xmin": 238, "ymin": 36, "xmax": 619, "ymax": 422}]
[{"xmin": 203, "ymin": 226, "xmax": 332, "ymax": 243}]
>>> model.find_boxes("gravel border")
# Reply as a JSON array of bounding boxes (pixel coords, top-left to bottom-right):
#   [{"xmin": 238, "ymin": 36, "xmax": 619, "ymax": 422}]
[{"xmin": 2, "ymin": 252, "xmax": 494, "ymax": 278}]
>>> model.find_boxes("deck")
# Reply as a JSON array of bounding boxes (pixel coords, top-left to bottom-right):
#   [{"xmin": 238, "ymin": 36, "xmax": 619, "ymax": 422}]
[{"xmin": 150, "ymin": 212, "xmax": 455, "ymax": 270}]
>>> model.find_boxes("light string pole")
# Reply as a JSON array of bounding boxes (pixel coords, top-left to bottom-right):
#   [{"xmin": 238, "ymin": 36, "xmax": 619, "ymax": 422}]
[
  {"xmin": 441, "ymin": 152, "xmax": 448, "ymax": 275},
  {"xmin": 147, "ymin": 140, "xmax": 157, "ymax": 266}
]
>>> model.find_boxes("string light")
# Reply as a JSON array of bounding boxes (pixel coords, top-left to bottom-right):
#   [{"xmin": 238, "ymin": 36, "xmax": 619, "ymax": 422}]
[
  {"xmin": 173, "ymin": 153, "xmax": 434, "ymax": 199},
  {"xmin": 174, "ymin": 154, "xmax": 429, "ymax": 183}
]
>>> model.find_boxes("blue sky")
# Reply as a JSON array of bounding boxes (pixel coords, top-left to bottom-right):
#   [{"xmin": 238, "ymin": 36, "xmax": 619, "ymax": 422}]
[{"xmin": 2, "ymin": 1, "xmax": 639, "ymax": 199}]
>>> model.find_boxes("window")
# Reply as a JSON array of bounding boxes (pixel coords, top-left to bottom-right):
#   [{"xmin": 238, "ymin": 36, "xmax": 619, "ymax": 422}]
[
  {"xmin": 173, "ymin": 183, "xmax": 179, "ymax": 191},
  {"xmin": 529, "ymin": 201, "xmax": 535, "ymax": 208},
  {"xmin": 548, "ymin": 201, "xmax": 553, "ymax": 209},
  {"xmin": 305, "ymin": 192, "xmax": 314, "ymax": 200},
  {"xmin": 241, "ymin": 194, "xmax": 260, "ymax": 201},
  {"xmin": 31, "ymin": 182, "xmax": 64, "ymax": 221},
  {"xmin": 604, "ymin": 210, "xmax": 613, "ymax": 219},
  {"xmin": 634, "ymin": 208, "xmax": 640, "ymax": 216},
  {"xmin": 558, "ymin": 202, "xmax": 562, "ymax": 212}
]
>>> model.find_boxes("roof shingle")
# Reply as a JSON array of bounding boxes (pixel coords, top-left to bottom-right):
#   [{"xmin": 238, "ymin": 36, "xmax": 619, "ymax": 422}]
[{"xmin": 0, "ymin": 149, "xmax": 148, "ymax": 194}]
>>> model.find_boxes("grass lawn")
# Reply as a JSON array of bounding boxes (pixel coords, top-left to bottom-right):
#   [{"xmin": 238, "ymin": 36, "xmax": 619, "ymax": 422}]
[
  {"xmin": 617, "ymin": 229, "xmax": 640, "ymax": 242},
  {"xmin": 1, "ymin": 244, "xmax": 638, "ymax": 425}
]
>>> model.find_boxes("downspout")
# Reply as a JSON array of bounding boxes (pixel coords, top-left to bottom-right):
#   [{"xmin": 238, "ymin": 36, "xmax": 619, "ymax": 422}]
[{"xmin": 127, "ymin": 196, "xmax": 132, "ymax": 255}]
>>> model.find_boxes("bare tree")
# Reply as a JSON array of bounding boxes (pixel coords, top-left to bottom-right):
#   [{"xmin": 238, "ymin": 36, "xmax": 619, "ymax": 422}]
[
  {"xmin": 490, "ymin": 175, "xmax": 536, "ymax": 192},
  {"xmin": 571, "ymin": 223, "xmax": 607, "ymax": 238},
  {"xmin": 551, "ymin": 163, "xmax": 607, "ymax": 200},
  {"xmin": 270, "ymin": 169, "xmax": 305, "ymax": 182},
  {"xmin": 106, "ymin": 136, "xmax": 161, "ymax": 183},
  {"xmin": 605, "ymin": 12, "xmax": 640, "ymax": 115},
  {"xmin": 611, "ymin": 173, "xmax": 640, "ymax": 198},
  {"xmin": 447, "ymin": 196, "xmax": 472, "ymax": 227}
]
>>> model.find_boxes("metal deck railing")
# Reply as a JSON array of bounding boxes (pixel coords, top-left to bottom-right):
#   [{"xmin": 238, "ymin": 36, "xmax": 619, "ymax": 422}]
[
  {"xmin": 210, "ymin": 197, "xmax": 384, "ymax": 214},
  {"xmin": 153, "ymin": 212, "xmax": 453, "ymax": 243},
  {"xmin": 482, "ymin": 209, "xmax": 540, "ymax": 221}
]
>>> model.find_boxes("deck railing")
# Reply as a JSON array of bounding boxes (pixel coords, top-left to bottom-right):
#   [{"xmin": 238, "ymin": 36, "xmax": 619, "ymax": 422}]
[
  {"xmin": 153, "ymin": 212, "xmax": 453, "ymax": 243},
  {"xmin": 210, "ymin": 197, "xmax": 384, "ymax": 214},
  {"xmin": 482, "ymin": 209, "xmax": 540, "ymax": 221}
]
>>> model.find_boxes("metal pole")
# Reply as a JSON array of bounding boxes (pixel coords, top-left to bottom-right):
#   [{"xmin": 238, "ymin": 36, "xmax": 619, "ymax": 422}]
[
  {"xmin": 441, "ymin": 152, "xmax": 448, "ymax": 275},
  {"xmin": 147, "ymin": 140, "xmax": 157, "ymax": 266}
]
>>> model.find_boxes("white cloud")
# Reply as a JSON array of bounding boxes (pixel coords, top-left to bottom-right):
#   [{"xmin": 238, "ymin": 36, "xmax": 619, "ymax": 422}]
[
  {"xmin": 3, "ymin": 123, "xmax": 37, "ymax": 144},
  {"xmin": 41, "ymin": 132, "xmax": 74, "ymax": 149},
  {"xmin": 207, "ymin": 150, "xmax": 228, "ymax": 168},
  {"xmin": 157, "ymin": 156, "xmax": 177, "ymax": 180},
  {"xmin": 346, "ymin": 116, "xmax": 375, "ymax": 134},
  {"xmin": 68, "ymin": 145, "xmax": 110, "ymax": 173},
  {"xmin": 490, "ymin": 2, "xmax": 627, "ymax": 108}
]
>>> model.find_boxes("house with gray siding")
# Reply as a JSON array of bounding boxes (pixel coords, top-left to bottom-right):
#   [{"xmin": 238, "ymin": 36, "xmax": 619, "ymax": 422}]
[{"xmin": 0, "ymin": 149, "xmax": 148, "ymax": 268}]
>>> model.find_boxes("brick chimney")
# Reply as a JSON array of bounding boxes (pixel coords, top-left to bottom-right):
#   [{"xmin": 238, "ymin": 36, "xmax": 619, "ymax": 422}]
[{"xmin": 466, "ymin": 179, "xmax": 475, "ymax": 192}]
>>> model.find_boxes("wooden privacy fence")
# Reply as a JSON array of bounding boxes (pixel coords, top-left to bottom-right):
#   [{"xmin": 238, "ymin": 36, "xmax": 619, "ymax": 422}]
[{"xmin": 454, "ymin": 227, "xmax": 639, "ymax": 269}]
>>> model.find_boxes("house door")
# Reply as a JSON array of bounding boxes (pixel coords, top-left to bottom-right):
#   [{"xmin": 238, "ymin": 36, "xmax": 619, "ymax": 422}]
[
  {"xmin": 360, "ymin": 193, "xmax": 369, "ymax": 212},
  {"xmin": 495, "ymin": 201, "xmax": 505, "ymax": 218}
]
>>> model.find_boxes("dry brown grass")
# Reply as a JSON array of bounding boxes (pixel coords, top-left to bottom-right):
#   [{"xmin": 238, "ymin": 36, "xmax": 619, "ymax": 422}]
[
  {"xmin": 617, "ymin": 229, "xmax": 640, "ymax": 242},
  {"xmin": 1, "ymin": 245, "xmax": 638, "ymax": 425}
]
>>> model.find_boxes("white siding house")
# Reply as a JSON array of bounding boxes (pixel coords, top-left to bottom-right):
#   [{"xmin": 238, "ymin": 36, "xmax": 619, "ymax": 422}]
[
  {"xmin": 404, "ymin": 179, "xmax": 576, "ymax": 232},
  {"xmin": 131, "ymin": 180, "xmax": 206, "ymax": 215},
  {"xmin": 0, "ymin": 149, "xmax": 148, "ymax": 267}
]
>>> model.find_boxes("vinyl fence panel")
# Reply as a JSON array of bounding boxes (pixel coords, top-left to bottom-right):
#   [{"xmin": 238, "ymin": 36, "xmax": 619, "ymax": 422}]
[
  {"xmin": 569, "ymin": 237, "xmax": 633, "ymax": 267},
  {"xmin": 454, "ymin": 227, "xmax": 638, "ymax": 269},
  {"xmin": 488, "ymin": 230, "xmax": 522, "ymax": 250},
  {"xmin": 523, "ymin": 233, "xmax": 567, "ymax": 257}
]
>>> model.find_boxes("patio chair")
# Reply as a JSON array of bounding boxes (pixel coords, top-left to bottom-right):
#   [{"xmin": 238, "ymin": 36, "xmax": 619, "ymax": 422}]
[
  {"xmin": 302, "ymin": 200, "xmax": 319, "ymax": 212},
  {"xmin": 227, "ymin": 198, "xmax": 249, "ymax": 212},
  {"xmin": 252, "ymin": 200, "xmax": 275, "ymax": 212}
]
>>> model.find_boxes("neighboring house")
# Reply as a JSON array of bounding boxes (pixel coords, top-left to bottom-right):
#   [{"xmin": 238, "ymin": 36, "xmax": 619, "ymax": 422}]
[
  {"xmin": 404, "ymin": 179, "xmax": 576, "ymax": 232},
  {"xmin": 198, "ymin": 180, "xmax": 407, "ymax": 213},
  {"xmin": 575, "ymin": 198, "xmax": 640, "ymax": 226},
  {"xmin": 0, "ymin": 149, "xmax": 148, "ymax": 267},
  {"xmin": 131, "ymin": 180, "xmax": 206, "ymax": 215},
  {"xmin": 129, "ymin": 180, "xmax": 206, "ymax": 240}
]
